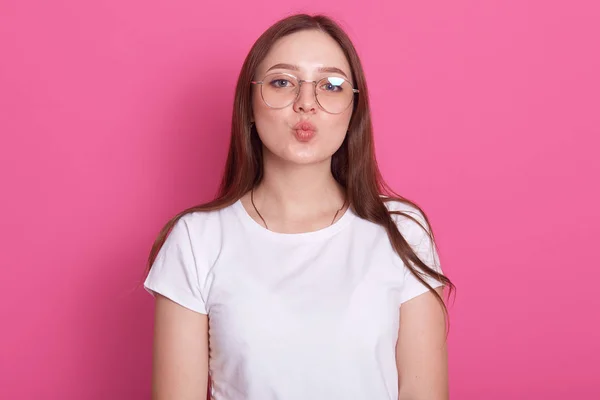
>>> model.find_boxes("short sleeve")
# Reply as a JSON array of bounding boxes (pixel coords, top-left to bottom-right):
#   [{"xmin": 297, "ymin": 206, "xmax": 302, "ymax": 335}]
[
  {"xmin": 143, "ymin": 215, "xmax": 208, "ymax": 314},
  {"xmin": 394, "ymin": 206, "xmax": 445, "ymax": 304}
]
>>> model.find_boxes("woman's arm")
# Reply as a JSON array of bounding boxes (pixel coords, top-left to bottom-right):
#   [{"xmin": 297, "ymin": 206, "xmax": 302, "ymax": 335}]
[
  {"xmin": 396, "ymin": 287, "xmax": 449, "ymax": 400},
  {"xmin": 151, "ymin": 293, "xmax": 209, "ymax": 400}
]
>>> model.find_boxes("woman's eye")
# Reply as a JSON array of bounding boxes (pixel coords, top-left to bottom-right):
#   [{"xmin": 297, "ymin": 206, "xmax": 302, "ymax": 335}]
[
  {"xmin": 271, "ymin": 79, "xmax": 291, "ymax": 88},
  {"xmin": 320, "ymin": 77, "xmax": 346, "ymax": 92},
  {"xmin": 322, "ymin": 82, "xmax": 341, "ymax": 92}
]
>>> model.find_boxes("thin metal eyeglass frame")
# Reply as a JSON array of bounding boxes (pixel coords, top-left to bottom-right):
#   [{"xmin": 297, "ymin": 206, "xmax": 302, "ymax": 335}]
[{"xmin": 250, "ymin": 72, "xmax": 359, "ymax": 114}]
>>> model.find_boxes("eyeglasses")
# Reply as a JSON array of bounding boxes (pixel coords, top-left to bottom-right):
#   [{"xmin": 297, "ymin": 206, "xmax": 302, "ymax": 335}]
[{"xmin": 251, "ymin": 72, "xmax": 359, "ymax": 114}]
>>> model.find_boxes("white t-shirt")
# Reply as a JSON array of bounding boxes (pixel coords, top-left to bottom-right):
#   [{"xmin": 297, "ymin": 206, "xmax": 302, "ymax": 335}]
[{"xmin": 144, "ymin": 197, "xmax": 444, "ymax": 400}]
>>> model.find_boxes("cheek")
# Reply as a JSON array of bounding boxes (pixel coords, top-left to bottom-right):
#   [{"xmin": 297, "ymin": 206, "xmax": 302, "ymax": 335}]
[
  {"xmin": 252, "ymin": 111, "xmax": 289, "ymax": 154},
  {"xmin": 325, "ymin": 110, "xmax": 353, "ymax": 143},
  {"xmin": 324, "ymin": 121, "xmax": 349, "ymax": 151}
]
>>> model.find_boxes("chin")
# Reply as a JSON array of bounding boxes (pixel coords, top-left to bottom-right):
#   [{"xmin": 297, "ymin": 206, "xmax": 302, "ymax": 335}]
[{"xmin": 284, "ymin": 150, "xmax": 333, "ymax": 165}]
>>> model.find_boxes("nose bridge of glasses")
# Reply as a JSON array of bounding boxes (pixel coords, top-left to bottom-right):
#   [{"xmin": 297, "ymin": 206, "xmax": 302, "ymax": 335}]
[{"xmin": 295, "ymin": 79, "xmax": 318, "ymax": 102}]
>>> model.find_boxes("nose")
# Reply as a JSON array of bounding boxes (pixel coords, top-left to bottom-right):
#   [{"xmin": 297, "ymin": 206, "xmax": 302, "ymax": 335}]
[{"xmin": 292, "ymin": 81, "xmax": 317, "ymax": 114}]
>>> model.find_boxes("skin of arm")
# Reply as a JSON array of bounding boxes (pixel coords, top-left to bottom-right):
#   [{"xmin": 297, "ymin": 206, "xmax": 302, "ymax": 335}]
[
  {"xmin": 396, "ymin": 287, "xmax": 449, "ymax": 400},
  {"xmin": 151, "ymin": 293, "xmax": 210, "ymax": 400}
]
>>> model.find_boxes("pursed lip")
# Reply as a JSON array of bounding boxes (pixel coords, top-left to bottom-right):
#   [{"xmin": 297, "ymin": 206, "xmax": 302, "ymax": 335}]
[{"xmin": 292, "ymin": 120, "xmax": 317, "ymax": 132}]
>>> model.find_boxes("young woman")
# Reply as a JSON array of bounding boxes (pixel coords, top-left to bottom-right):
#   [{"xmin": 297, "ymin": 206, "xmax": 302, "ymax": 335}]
[{"xmin": 143, "ymin": 13, "xmax": 455, "ymax": 400}]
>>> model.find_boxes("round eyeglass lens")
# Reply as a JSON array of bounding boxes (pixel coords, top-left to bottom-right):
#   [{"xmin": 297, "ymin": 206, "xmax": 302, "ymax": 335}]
[{"xmin": 315, "ymin": 76, "xmax": 354, "ymax": 114}]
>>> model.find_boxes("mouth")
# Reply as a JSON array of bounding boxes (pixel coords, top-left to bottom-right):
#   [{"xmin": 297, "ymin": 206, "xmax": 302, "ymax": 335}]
[{"xmin": 292, "ymin": 121, "xmax": 316, "ymax": 142}]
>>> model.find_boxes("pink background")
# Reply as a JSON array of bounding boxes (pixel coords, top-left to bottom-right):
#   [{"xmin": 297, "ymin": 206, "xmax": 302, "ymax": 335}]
[{"xmin": 1, "ymin": 0, "xmax": 598, "ymax": 399}]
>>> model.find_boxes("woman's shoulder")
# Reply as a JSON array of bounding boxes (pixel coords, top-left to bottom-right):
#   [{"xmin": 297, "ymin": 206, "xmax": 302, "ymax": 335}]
[
  {"xmin": 171, "ymin": 201, "xmax": 238, "ymax": 238},
  {"xmin": 378, "ymin": 195, "xmax": 443, "ymax": 274},
  {"xmin": 380, "ymin": 194, "xmax": 426, "ymax": 221},
  {"xmin": 378, "ymin": 194, "xmax": 432, "ymax": 239}
]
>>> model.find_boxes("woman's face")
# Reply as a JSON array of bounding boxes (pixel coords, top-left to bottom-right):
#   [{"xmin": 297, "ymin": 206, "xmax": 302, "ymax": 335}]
[{"xmin": 251, "ymin": 30, "xmax": 354, "ymax": 165}]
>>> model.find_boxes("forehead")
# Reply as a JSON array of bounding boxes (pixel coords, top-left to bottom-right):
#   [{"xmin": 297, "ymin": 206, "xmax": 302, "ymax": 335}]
[{"xmin": 256, "ymin": 30, "xmax": 352, "ymax": 78}]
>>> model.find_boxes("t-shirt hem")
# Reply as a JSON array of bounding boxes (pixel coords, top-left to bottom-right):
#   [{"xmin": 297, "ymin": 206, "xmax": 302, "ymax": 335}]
[
  {"xmin": 144, "ymin": 280, "xmax": 208, "ymax": 315},
  {"xmin": 399, "ymin": 279, "xmax": 444, "ymax": 304}
]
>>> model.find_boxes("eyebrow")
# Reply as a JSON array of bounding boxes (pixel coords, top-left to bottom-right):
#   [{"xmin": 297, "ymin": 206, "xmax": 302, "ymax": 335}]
[{"xmin": 265, "ymin": 63, "xmax": 349, "ymax": 79}]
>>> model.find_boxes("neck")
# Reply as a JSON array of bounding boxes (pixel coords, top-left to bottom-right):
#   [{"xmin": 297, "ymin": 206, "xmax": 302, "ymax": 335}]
[{"xmin": 253, "ymin": 151, "xmax": 346, "ymax": 221}]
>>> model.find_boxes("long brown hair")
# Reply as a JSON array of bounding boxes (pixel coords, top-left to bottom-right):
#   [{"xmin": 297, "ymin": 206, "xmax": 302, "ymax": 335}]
[{"xmin": 143, "ymin": 13, "xmax": 455, "ymax": 331}]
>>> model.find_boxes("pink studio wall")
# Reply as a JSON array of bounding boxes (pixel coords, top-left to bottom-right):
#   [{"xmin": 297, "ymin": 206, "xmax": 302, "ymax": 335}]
[{"xmin": 1, "ymin": 0, "xmax": 598, "ymax": 399}]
